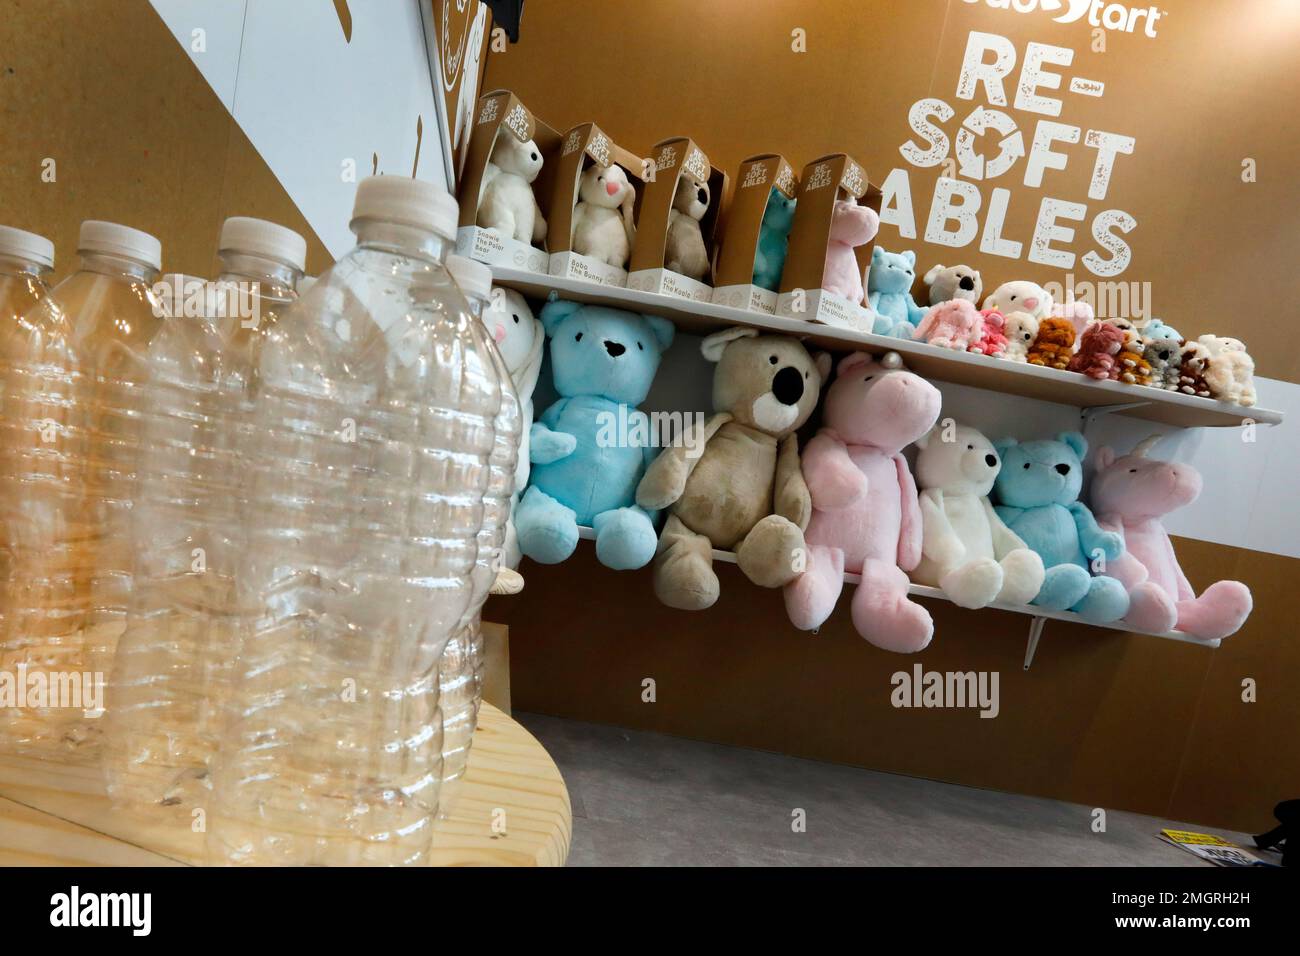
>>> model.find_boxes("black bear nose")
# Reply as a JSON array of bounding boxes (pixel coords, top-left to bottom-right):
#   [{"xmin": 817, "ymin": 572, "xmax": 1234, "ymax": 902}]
[
  {"xmin": 960, "ymin": 276, "xmax": 975, "ymax": 291},
  {"xmin": 1055, "ymin": 463, "xmax": 1071, "ymax": 475},
  {"xmin": 530, "ymin": 151, "xmax": 538, "ymax": 161},
  {"xmin": 772, "ymin": 366, "xmax": 804, "ymax": 406},
  {"xmin": 697, "ymin": 187, "xmax": 708, "ymax": 204},
  {"xmin": 604, "ymin": 340, "xmax": 626, "ymax": 357},
  {"xmin": 985, "ymin": 454, "xmax": 997, "ymax": 467}
]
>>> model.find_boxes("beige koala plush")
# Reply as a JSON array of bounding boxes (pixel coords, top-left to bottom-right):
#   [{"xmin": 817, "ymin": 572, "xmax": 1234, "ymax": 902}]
[
  {"xmin": 665, "ymin": 172, "xmax": 711, "ymax": 280},
  {"xmin": 478, "ymin": 134, "xmax": 547, "ymax": 244},
  {"xmin": 637, "ymin": 328, "xmax": 830, "ymax": 610},
  {"xmin": 571, "ymin": 163, "xmax": 637, "ymax": 268},
  {"xmin": 1001, "ymin": 311, "xmax": 1040, "ymax": 363}
]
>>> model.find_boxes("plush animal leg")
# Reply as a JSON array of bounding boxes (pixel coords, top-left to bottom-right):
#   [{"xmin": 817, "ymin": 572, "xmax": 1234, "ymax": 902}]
[
  {"xmin": 851, "ymin": 558, "xmax": 933, "ymax": 654},
  {"xmin": 996, "ymin": 548, "xmax": 1044, "ymax": 606},
  {"xmin": 1176, "ymin": 580, "xmax": 1252, "ymax": 640},
  {"xmin": 653, "ymin": 514, "xmax": 718, "ymax": 611},
  {"xmin": 592, "ymin": 505, "xmax": 658, "ymax": 571},
  {"xmin": 736, "ymin": 514, "xmax": 805, "ymax": 589},
  {"xmin": 514, "ymin": 486, "xmax": 579, "ymax": 565},
  {"xmin": 783, "ymin": 545, "xmax": 845, "ymax": 631},
  {"xmin": 1032, "ymin": 564, "xmax": 1091, "ymax": 611},
  {"xmin": 1123, "ymin": 581, "xmax": 1178, "ymax": 633},
  {"xmin": 479, "ymin": 203, "xmax": 518, "ymax": 241},
  {"xmin": 1070, "ymin": 575, "xmax": 1130, "ymax": 624},
  {"xmin": 938, "ymin": 558, "xmax": 1003, "ymax": 609}
]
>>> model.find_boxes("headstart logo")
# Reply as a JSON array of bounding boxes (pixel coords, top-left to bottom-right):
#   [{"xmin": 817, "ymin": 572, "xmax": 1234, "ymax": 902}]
[{"xmin": 964, "ymin": 0, "xmax": 1166, "ymax": 38}]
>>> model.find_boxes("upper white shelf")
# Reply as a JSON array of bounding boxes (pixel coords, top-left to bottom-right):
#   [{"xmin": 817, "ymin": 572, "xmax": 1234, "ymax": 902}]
[{"xmin": 490, "ymin": 266, "xmax": 1283, "ymax": 430}]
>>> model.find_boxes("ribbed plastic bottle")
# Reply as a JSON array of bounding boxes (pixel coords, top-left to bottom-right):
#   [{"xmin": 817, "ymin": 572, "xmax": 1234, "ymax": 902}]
[
  {"xmin": 208, "ymin": 177, "xmax": 502, "ymax": 866},
  {"xmin": 104, "ymin": 219, "xmax": 305, "ymax": 813},
  {"xmin": 438, "ymin": 256, "xmax": 521, "ymax": 789},
  {"xmin": 0, "ymin": 226, "xmax": 56, "ymax": 672},
  {"xmin": 0, "ymin": 222, "xmax": 163, "ymax": 756}
]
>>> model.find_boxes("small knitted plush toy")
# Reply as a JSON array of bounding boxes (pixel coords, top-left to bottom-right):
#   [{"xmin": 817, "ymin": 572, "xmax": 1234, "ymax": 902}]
[
  {"xmin": 967, "ymin": 309, "xmax": 1008, "ymax": 357},
  {"xmin": 1027, "ymin": 318, "xmax": 1075, "ymax": 369},
  {"xmin": 1102, "ymin": 318, "xmax": 1151, "ymax": 385},
  {"xmin": 1143, "ymin": 339, "xmax": 1184, "ymax": 391},
  {"xmin": 1068, "ymin": 322, "xmax": 1125, "ymax": 380},
  {"xmin": 1177, "ymin": 339, "xmax": 1213, "ymax": 397}
]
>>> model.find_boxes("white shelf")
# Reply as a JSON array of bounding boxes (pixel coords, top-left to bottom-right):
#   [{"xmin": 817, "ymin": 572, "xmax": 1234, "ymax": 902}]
[{"xmin": 491, "ymin": 266, "xmax": 1282, "ymax": 430}]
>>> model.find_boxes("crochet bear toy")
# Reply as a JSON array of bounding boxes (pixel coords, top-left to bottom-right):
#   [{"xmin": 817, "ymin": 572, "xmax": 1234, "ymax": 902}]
[
  {"xmin": 1092, "ymin": 436, "xmax": 1252, "ymax": 640},
  {"xmin": 823, "ymin": 199, "xmax": 880, "ymax": 306},
  {"xmin": 752, "ymin": 187, "xmax": 797, "ymax": 292},
  {"xmin": 868, "ymin": 247, "xmax": 928, "ymax": 338},
  {"xmin": 912, "ymin": 423, "xmax": 1045, "ymax": 608},
  {"xmin": 516, "ymin": 300, "xmax": 674, "ymax": 570},
  {"xmin": 915, "ymin": 298, "xmax": 985, "ymax": 351},
  {"xmin": 982, "ymin": 280, "xmax": 1053, "ymax": 320},
  {"xmin": 571, "ymin": 163, "xmax": 637, "ymax": 269},
  {"xmin": 478, "ymin": 133, "xmax": 547, "ymax": 245},
  {"xmin": 1198, "ymin": 335, "xmax": 1257, "ymax": 406},
  {"xmin": 923, "ymin": 263, "xmax": 983, "ymax": 307},
  {"xmin": 784, "ymin": 351, "xmax": 942, "ymax": 654},
  {"xmin": 1027, "ymin": 317, "xmax": 1076, "ymax": 369},
  {"xmin": 666, "ymin": 172, "xmax": 711, "ymax": 281},
  {"xmin": 1001, "ymin": 311, "xmax": 1039, "ymax": 363},
  {"xmin": 637, "ymin": 328, "xmax": 829, "ymax": 610},
  {"xmin": 991, "ymin": 432, "xmax": 1129, "ymax": 623},
  {"xmin": 968, "ymin": 309, "xmax": 1008, "ymax": 357},
  {"xmin": 1143, "ymin": 338, "xmax": 1185, "ymax": 392},
  {"xmin": 1067, "ymin": 321, "xmax": 1125, "ymax": 380}
]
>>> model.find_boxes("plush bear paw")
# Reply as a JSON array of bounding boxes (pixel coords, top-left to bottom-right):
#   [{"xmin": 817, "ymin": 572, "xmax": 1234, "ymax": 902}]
[
  {"xmin": 940, "ymin": 558, "xmax": 1003, "ymax": 609},
  {"xmin": 1032, "ymin": 563, "xmax": 1092, "ymax": 611},
  {"xmin": 997, "ymin": 548, "xmax": 1045, "ymax": 606},
  {"xmin": 592, "ymin": 507, "xmax": 657, "ymax": 571},
  {"xmin": 1177, "ymin": 580, "xmax": 1253, "ymax": 641},
  {"xmin": 737, "ymin": 515, "xmax": 804, "ymax": 589},
  {"xmin": 1071, "ymin": 575, "xmax": 1130, "ymax": 624},
  {"xmin": 654, "ymin": 549, "xmax": 720, "ymax": 611},
  {"xmin": 851, "ymin": 560, "xmax": 933, "ymax": 654},
  {"xmin": 1123, "ymin": 581, "xmax": 1178, "ymax": 634},
  {"xmin": 515, "ymin": 488, "xmax": 579, "ymax": 565}
]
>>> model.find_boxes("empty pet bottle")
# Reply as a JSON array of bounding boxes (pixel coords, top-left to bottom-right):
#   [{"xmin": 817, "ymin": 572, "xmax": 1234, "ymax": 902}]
[
  {"xmin": 209, "ymin": 177, "xmax": 502, "ymax": 865},
  {"xmin": 0, "ymin": 221, "xmax": 163, "ymax": 756}
]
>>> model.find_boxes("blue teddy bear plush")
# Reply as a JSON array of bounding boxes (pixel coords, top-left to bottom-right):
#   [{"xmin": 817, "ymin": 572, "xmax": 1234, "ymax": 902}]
[
  {"xmin": 516, "ymin": 299, "xmax": 675, "ymax": 570},
  {"xmin": 867, "ymin": 247, "xmax": 928, "ymax": 339},
  {"xmin": 1142, "ymin": 317, "xmax": 1181, "ymax": 341},
  {"xmin": 991, "ymin": 431, "xmax": 1130, "ymax": 623},
  {"xmin": 752, "ymin": 187, "xmax": 796, "ymax": 292}
]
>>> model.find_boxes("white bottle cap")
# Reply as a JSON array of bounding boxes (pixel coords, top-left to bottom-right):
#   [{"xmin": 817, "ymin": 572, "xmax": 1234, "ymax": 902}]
[
  {"xmin": 446, "ymin": 255, "xmax": 492, "ymax": 304},
  {"xmin": 219, "ymin": 217, "xmax": 307, "ymax": 271},
  {"xmin": 349, "ymin": 176, "xmax": 459, "ymax": 241},
  {"xmin": 0, "ymin": 225, "xmax": 55, "ymax": 270},
  {"xmin": 78, "ymin": 220, "xmax": 162, "ymax": 271}
]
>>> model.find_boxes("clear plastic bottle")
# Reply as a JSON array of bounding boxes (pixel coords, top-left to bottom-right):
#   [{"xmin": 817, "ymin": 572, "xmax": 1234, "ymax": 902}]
[
  {"xmin": 439, "ymin": 256, "xmax": 520, "ymax": 789},
  {"xmin": 208, "ymin": 177, "xmax": 502, "ymax": 866},
  {"xmin": 104, "ymin": 219, "xmax": 305, "ymax": 813},
  {"xmin": 0, "ymin": 221, "xmax": 163, "ymax": 756}
]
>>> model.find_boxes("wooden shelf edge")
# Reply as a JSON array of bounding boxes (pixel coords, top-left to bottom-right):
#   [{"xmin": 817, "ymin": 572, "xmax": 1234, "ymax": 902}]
[{"xmin": 491, "ymin": 265, "xmax": 1281, "ymax": 430}]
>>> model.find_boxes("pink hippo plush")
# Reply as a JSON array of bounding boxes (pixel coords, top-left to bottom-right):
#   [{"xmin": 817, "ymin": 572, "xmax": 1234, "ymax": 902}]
[
  {"xmin": 915, "ymin": 298, "xmax": 985, "ymax": 351},
  {"xmin": 1091, "ymin": 436, "xmax": 1253, "ymax": 640},
  {"xmin": 822, "ymin": 200, "xmax": 880, "ymax": 305},
  {"xmin": 784, "ymin": 351, "xmax": 942, "ymax": 653}
]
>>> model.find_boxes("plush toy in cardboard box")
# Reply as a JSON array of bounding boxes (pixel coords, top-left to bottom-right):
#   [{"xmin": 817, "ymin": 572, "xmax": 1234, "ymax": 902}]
[
  {"xmin": 546, "ymin": 123, "xmax": 645, "ymax": 287},
  {"xmin": 774, "ymin": 153, "xmax": 881, "ymax": 333},
  {"xmin": 784, "ymin": 351, "xmax": 942, "ymax": 654},
  {"xmin": 710, "ymin": 155, "xmax": 799, "ymax": 315},
  {"xmin": 516, "ymin": 299, "xmax": 674, "ymax": 571},
  {"xmin": 637, "ymin": 328, "xmax": 829, "ymax": 610},
  {"xmin": 626, "ymin": 137, "xmax": 727, "ymax": 302},
  {"xmin": 456, "ymin": 90, "xmax": 561, "ymax": 272}
]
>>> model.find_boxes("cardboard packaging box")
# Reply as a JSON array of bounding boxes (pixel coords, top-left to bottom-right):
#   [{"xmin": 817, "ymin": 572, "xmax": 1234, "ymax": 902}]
[
  {"xmin": 546, "ymin": 123, "xmax": 645, "ymax": 287},
  {"xmin": 711, "ymin": 154, "xmax": 798, "ymax": 315},
  {"xmin": 455, "ymin": 89, "xmax": 561, "ymax": 272},
  {"xmin": 626, "ymin": 137, "xmax": 728, "ymax": 302},
  {"xmin": 776, "ymin": 153, "xmax": 882, "ymax": 332}
]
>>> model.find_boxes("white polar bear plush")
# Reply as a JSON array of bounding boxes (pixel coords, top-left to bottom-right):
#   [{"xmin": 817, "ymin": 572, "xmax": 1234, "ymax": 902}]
[
  {"xmin": 484, "ymin": 286, "xmax": 545, "ymax": 569},
  {"xmin": 1197, "ymin": 334, "xmax": 1256, "ymax": 406},
  {"xmin": 478, "ymin": 134, "xmax": 547, "ymax": 245},
  {"xmin": 982, "ymin": 280, "xmax": 1053, "ymax": 321},
  {"xmin": 1001, "ymin": 311, "xmax": 1040, "ymax": 363},
  {"xmin": 571, "ymin": 163, "xmax": 637, "ymax": 268},
  {"xmin": 912, "ymin": 423, "xmax": 1045, "ymax": 608},
  {"xmin": 665, "ymin": 172, "xmax": 711, "ymax": 281}
]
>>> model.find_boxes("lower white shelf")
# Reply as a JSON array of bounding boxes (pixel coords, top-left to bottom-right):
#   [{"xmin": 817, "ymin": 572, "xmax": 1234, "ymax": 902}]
[{"xmin": 569, "ymin": 526, "xmax": 1218, "ymax": 651}]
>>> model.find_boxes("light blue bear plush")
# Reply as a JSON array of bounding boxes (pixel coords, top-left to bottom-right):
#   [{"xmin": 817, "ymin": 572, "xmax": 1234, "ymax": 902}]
[
  {"xmin": 516, "ymin": 299, "xmax": 674, "ymax": 570},
  {"xmin": 1142, "ymin": 317, "xmax": 1181, "ymax": 341},
  {"xmin": 867, "ymin": 247, "xmax": 928, "ymax": 339},
  {"xmin": 991, "ymin": 432, "xmax": 1130, "ymax": 623},
  {"xmin": 752, "ymin": 187, "xmax": 796, "ymax": 292}
]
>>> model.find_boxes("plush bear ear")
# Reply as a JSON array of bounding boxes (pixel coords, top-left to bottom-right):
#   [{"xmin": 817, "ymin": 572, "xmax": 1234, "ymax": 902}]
[
  {"xmin": 1096, "ymin": 446, "xmax": 1117, "ymax": 470},
  {"xmin": 992, "ymin": 436, "xmax": 1019, "ymax": 456},
  {"xmin": 539, "ymin": 298, "xmax": 583, "ymax": 337},
  {"xmin": 903, "ymin": 250, "xmax": 916, "ymax": 267},
  {"xmin": 923, "ymin": 264, "xmax": 944, "ymax": 285},
  {"xmin": 700, "ymin": 326, "xmax": 757, "ymax": 362},
  {"xmin": 872, "ymin": 246, "xmax": 886, "ymax": 262},
  {"xmin": 645, "ymin": 314, "xmax": 675, "ymax": 353},
  {"xmin": 1058, "ymin": 430, "xmax": 1088, "ymax": 460},
  {"xmin": 813, "ymin": 350, "xmax": 833, "ymax": 384},
  {"xmin": 836, "ymin": 350, "xmax": 873, "ymax": 376}
]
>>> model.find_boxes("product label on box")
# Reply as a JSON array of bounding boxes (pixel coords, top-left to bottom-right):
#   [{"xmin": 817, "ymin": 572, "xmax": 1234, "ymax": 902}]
[
  {"xmin": 549, "ymin": 251, "xmax": 627, "ymax": 287},
  {"xmin": 627, "ymin": 268, "xmax": 713, "ymax": 303},
  {"xmin": 776, "ymin": 288, "xmax": 876, "ymax": 333},
  {"xmin": 456, "ymin": 226, "xmax": 548, "ymax": 272},
  {"xmin": 712, "ymin": 283, "xmax": 777, "ymax": 315}
]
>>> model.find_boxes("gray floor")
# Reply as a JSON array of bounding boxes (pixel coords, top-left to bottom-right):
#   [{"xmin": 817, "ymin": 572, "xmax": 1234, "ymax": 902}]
[{"xmin": 517, "ymin": 711, "xmax": 1254, "ymax": 867}]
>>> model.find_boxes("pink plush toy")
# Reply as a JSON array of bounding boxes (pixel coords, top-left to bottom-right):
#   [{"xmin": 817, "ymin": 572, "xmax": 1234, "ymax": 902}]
[
  {"xmin": 968, "ymin": 309, "xmax": 1007, "ymax": 357},
  {"xmin": 915, "ymin": 299, "xmax": 985, "ymax": 351},
  {"xmin": 784, "ymin": 351, "xmax": 942, "ymax": 653},
  {"xmin": 823, "ymin": 200, "xmax": 880, "ymax": 305},
  {"xmin": 1091, "ymin": 436, "xmax": 1252, "ymax": 640},
  {"xmin": 1051, "ymin": 300, "xmax": 1095, "ymax": 347}
]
